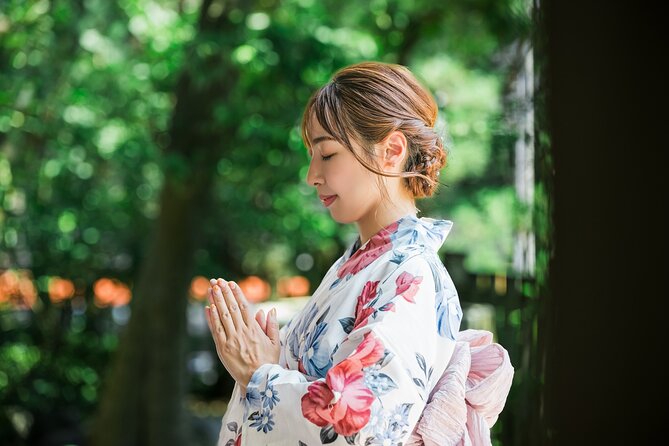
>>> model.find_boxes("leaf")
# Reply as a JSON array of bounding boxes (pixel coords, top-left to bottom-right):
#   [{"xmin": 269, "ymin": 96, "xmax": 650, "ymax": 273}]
[
  {"xmin": 320, "ymin": 425, "xmax": 338, "ymax": 444},
  {"xmin": 345, "ymin": 432, "xmax": 359, "ymax": 444},
  {"xmin": 416, "ymin": 353, "xmax": 427, "ymax": 373},
  {"xmin": 226, "ymin": 422, "xmax": 238, "ymax": 432},
  {"xmin": 379, "ymin": 302, "xmax": 395, "ymax": 312},
  {"xmin": 413, "ymin": 377, "xmax": 425, "ymax": 389},
  {"xmin": 380, "ymin": 350, "xmax": 394, "ymax": 367},
  {"xmin": 299, "ymin": 442, "xmax": 308, "ymax": 446},
  {"xmin": 428, "ymin": 366, "xmax": 434, "ymax": 380},
  {"xmin": 339, "ymin": 317, "xmax": 355, "ymax": 334},
  {"xmin": 316, "ymin": 306, "xmax": 331, "ymax": 324}
]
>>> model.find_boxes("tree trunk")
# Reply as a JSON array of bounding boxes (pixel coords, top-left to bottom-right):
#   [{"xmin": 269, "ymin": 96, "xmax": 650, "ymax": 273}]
[{"xmin": 90, "ymin": 1, "xmax": 255, "ymax": 444}]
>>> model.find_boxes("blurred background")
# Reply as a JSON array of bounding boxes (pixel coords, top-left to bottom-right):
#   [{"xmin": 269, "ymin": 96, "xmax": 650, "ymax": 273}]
[{"xmin": 0, "ymin": 0, "xmax": 543, "ymax": 445}]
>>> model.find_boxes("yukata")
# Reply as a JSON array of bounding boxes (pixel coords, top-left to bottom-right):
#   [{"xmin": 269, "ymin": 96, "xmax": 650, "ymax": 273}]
[{"xmin": 217, "ymin": 213, "xmax": 463, "ymax": 446}]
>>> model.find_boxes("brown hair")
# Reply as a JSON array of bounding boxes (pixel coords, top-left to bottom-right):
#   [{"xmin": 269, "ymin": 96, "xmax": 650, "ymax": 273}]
[{"xmin": 300, "ymin": 61, "xmax": 447, "ymax": 199}]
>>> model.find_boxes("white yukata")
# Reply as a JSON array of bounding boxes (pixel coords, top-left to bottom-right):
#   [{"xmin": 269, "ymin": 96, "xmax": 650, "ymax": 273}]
[{"xmin": 218, "ymin": 213, "xmax": 463, "ymax": 446}]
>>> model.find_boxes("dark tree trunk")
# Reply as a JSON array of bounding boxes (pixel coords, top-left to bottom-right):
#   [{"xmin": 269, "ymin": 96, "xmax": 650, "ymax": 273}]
[{"xmin": 90, "ymin": 1, "xmax": 256, "ymax": 445}]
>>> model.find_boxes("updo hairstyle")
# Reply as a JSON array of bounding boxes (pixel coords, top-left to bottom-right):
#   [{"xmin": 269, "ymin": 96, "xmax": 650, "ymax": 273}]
[{"xmin": 300, "ymin": 61, "xmax": 447, "ymax": 199}]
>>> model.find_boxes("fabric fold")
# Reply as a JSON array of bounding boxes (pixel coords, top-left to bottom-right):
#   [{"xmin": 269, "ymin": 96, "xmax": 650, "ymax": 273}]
[{"xmin": 407, "ymin": 329, "xmax": 514, "ymax": 446}]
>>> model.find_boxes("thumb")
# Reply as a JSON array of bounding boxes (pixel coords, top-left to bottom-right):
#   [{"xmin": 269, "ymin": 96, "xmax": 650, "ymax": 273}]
[{"xmin": 267, "ymin": 308, "xmax": 280, "ymax": 343}]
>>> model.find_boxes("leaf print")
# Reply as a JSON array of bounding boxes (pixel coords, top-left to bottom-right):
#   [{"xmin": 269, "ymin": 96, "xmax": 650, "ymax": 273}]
[
  {"xmin": 345, "ymin": 432, "xmax": 359, "ymax": 444},
  {"xmin": 416, "ymin": 353, "xmax": 426, "ymax": 374},
  {"xmin": 380, "ymin": 350, "xmax": 394, "ymax": 367},
  {"xmin": 226, "ymin": 422, "xmax": 238, "ymax": 432},
  {"xmin": 428, "ymin": 366, "xmax": 434, "ymax": 380},
  {"xmin": 412, "ymin": 377, "xmax": 425, "ymax": 390},
  {"xmin": 339, "ymin": 317, "xmax": 355, "ymax": 334},
  {"xmin": 298, "ymin": 442, "xmax": 308, "ymax": 446},
  {"xmin": 225, "ymin": 440, "xmax": 234, "ymax": 446},
  {"xmin": 378, "ymin": 302, "xmax": 395, "ymax": 312},
  {"xmin": 320, "ymin": 425, "xmax": 338, "ymax": 444},
  {"xmin": 316, "ymin": 306, "xmax": 331, "ymax": 325}
]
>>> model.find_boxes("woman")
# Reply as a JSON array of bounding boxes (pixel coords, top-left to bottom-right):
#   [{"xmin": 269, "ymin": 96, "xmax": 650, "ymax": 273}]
[{"xmin": 206, "ymin": 61, "xmax": 464, "ymax": 445}]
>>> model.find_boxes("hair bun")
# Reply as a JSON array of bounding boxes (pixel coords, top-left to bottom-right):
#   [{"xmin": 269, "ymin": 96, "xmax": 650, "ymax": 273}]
[{"xmin": 404, "ymin": 125, "xmax": 446, "ymax": 198}]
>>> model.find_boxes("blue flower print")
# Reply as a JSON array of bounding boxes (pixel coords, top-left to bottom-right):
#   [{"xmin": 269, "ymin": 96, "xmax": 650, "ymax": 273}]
[
  {"xmin": 249, "ymin": 407, "xmax": 275, "ymax": 433},
  {"xmin": 302, "ymin": 321, "xmax": 333, "ymax": 378},
  {"xmin": 435, "ymin": 286, "xmax": 462, "ymax": 340},
  {"xmin": 245, "ymin": 371, "xmax": 263, "ymax": 409},
  {"xmin": 366, "ymin": 402, "xmax": 386, "ymax": 436},
  {"xmin": 388, "ymin": 403, "xmax": 412, "ymax": 432},
  {"xmin": 261, "ymin": 381, "xmax": 280, "ymax": 410},
  {"xmin": 288, "ymin": 303, "xmax": 320, "ymax": 360},
  {"xmin": 364, "ymin": 364, "xmax": 398, "ymax": 397}
]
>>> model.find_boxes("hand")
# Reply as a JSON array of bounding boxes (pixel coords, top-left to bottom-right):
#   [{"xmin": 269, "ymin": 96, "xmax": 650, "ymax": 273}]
[{"xmin": 205, "ymin": 278, "xmax": 281, "ymax": 391}]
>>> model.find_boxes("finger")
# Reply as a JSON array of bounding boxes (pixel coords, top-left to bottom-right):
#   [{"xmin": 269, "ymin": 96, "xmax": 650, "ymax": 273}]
[
  {"xmin": 255, "ymin": 309, "xmax": 267, "ymax": 333},
  {"xmin": 212, "ymin": 284, "xmax": 236, "ymax": 336},
  {"xmin": 206, "ymin": 304, "xmax": 227, "ymax": 344},
  {"xmin": 266, "ymin": 308, "xmax": 280, "ymax": 343},
  {"xmin": 217, "ymin": 279, "xmax": 245, "ymax": 330},
  {"xmin": 228, "ymin": 281, "xmax": 252, "ymax": 326}
]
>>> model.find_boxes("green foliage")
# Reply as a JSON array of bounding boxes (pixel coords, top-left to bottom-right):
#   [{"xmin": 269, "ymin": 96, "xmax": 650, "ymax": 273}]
[{"xmin": 1, "ymin": 0, "xmax": 529, "ymax": 442}]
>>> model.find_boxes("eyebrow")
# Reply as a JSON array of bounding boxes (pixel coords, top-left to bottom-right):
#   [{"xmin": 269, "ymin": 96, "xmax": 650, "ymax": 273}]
[{"xmin": 310, "ymin": 135, "xmax": 335, "ymax": 146}]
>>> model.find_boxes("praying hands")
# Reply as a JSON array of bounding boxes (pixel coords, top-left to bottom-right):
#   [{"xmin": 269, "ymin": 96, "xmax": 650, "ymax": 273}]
[{"xmin": 204, "ymin": 278, "xmax": 281, "ymax": 393}]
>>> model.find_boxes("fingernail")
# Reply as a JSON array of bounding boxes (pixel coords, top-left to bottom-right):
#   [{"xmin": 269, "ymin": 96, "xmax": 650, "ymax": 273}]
[
  {"xmin": 210, "ymin": 278, "xmax": 216, "ymax": 286},
  {"xmin": 229, "ymin": 281, "xmax": 236, "ymax": 290}
]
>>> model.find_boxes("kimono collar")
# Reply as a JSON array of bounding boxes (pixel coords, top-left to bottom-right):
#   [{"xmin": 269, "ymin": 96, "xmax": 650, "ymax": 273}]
[{"xmin": 336, "ymin": 213, "xmax": 453, "ymax": 280}]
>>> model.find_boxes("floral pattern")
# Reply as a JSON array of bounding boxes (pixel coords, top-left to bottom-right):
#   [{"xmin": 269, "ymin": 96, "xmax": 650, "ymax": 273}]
[{"xmin": 216, "ymin": 214, "xmax": 462, "ymax": 446}]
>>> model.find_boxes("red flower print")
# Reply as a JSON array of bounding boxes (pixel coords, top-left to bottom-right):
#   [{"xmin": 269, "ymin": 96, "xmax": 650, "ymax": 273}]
[
  {"xmin": 395, "ymin": 271, "xmax": 423, "ymax": 303},
  {"xmin": 235, "ymin": 433, "xmax": 241, "ymax": 446},
  {"xmin": 337, "ymin": 221, "xmax": 399, "ymax": 279},
  {"xmin": 348, "ymin": 332, "xmax": 385, "ymax": 367},
  {"xmin": 301, "ymin": 359, "xmax": 375, "ymax": 436},
  {"xmin": 353, "ymin": 281, "xmax": 379, "ymax": 329}
]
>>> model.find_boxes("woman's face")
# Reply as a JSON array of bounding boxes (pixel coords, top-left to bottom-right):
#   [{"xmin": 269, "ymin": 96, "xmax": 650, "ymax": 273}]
[{"xmin": 305, "ymin": 117, "xmax": 383, "ymax": 225}]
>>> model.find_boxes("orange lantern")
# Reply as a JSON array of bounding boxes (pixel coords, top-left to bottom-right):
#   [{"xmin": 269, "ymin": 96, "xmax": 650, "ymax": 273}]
[
  {"xmin": 0, "ymin": 269, "xmax": 37, "ymax": 309},
  {"xmin": 237, "ymin": 276, "xmax": 271, "ymax": 303},
  {"xmin": 94, "ymin": 278, "xmax": 132, "ymax": 307},
  {"xmin": 190, "ymin": 276, "xmax": 210, "ymax": 301},
  {"xmin": 277, "ymin": 275, "xmax": 310, "ymax": 297},
  {"xmin": 48, "ymin": 277, "xmax": 75, "ymax": 303}
]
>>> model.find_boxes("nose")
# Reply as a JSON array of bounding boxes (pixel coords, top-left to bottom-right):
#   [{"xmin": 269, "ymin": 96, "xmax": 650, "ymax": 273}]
[{"xmin": 306, "ymin": 157, "xmax": 323, "ymax": 187}]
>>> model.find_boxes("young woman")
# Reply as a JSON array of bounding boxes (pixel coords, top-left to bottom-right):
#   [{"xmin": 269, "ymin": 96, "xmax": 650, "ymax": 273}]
[{"xmin": 206, "ymin": 61, "xmax": 464, "ymax": 445}]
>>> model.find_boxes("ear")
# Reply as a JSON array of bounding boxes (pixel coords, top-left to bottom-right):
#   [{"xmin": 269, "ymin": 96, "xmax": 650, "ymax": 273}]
[{"xmin": 379, "ymin": 131, "xmax": 408, "ymax": 170}]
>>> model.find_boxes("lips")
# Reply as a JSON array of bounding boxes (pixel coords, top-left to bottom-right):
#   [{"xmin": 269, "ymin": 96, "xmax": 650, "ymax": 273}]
[{"xmin": 319, "ymin": 194, "xmax": 337, "ymax": 207}]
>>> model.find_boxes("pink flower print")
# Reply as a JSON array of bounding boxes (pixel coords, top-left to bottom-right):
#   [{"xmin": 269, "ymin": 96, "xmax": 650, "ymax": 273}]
[
  {"xmin": 348, "ymin": 332, "xmax": 385, "ymax": 368},
  {"xmin": 395, "ymin": 271, "xmax": 423, "ymax": 303},
  {"xmin": 301, "ymin": 359, "xmax": 376, "ymax": 436},
  {"xmin": 353, "ymin": 281, "xmax": 379, "ymax": 330},
  {"xmin": 337, "ymin": 221, "xmax": 400, "ymax": 279}
]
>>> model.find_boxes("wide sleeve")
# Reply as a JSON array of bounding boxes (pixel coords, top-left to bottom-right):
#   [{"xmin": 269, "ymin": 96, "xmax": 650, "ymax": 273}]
[{"xmin": 238, "ymin": 255, "xmax": 462, "ymax": 445}]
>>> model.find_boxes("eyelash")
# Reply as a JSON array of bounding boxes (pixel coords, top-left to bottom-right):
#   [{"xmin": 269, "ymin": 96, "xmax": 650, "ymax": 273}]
[{"xmin": 321, "ymin": 154, "xmax": 334, "ymax": 161}]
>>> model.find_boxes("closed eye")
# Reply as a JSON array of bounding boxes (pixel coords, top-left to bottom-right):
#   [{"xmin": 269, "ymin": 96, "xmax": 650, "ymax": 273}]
[{"xmin": 322, "ymin": 154, "xmax": 334, "ymax": 161}]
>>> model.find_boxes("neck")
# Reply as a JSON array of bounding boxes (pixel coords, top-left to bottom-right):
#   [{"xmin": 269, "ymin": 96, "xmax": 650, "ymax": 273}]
[{"xmin": 356, "ymin": 200, "xmax": 417, "ymax": 245}]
